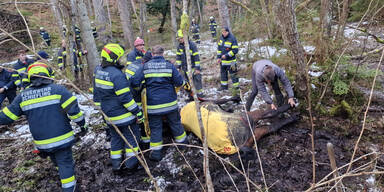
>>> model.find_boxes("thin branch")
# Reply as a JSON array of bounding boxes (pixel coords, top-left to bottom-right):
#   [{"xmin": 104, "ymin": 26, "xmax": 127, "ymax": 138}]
[
  {"xmin": 228, "ymin": 0, "xmax": 258, "ymax": 16},
  {"xmin": 316, "ymin": 0, "xmax": 375, "ymax": 108},
  {"xmin": 15, "ymin": 0, "xmax": 35, "ymax": 53},
  {"xmin": 0, "ymin": 26, "xmax": 160, "ymax": 192},
  {"xmin": 0, "ymin": 1, "xmax": 52, "ymax": 5},
  {"xmin": 345, "ymin": 48, "xmax": 384, "ymax": 174},
  {"xmin": 346, "ymin": 25, "xmax": 384, "ymax": 44},
  {"xmin": 239, "ymin": 90, "xmax": 268, "ymax": 191}
]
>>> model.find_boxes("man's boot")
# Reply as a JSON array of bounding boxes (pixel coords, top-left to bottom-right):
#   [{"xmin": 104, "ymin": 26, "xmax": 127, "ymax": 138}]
[
  {"xmin": 111, "ymin": 158, "xmax": 122, "ymax": 172},
  {"xmin": 149, "ymin": 149, "xmax": 163, "ymax": 162},
  {"xmin": 125, "ymin": 156, "xmax": 139, "ymax": 170}
]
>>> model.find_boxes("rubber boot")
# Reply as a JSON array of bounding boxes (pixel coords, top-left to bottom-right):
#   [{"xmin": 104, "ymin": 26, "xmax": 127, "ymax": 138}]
[
  {"xmin": 125, "ymin": 156, "xmax": 138, "ymax": 170},
  {"xmin": 149, "ymin": 149, "xmax": 163, "ymax": 162},
  {"xmin": 111, "ymin": 158, "xmax": 122, "ymax": 172},
  {"xmin": 177, "ymin": 138, "xmax": 189, "ymax": 150},
  {"xmin": 218, "ymin": 86, "xmax": 228, "ymax": 91}
]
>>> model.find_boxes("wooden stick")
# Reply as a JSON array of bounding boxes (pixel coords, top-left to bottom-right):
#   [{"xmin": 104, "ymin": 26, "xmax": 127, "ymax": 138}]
[{"xmin": 326, "ymin": 142, "xmax": 342, "ymax": 192}]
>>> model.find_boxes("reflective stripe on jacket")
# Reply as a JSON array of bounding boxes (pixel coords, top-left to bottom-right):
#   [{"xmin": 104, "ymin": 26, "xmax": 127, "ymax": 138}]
[
  {"xmin": 93, "ymin": 65, "xmax": 141, "ymax": 126},
  {"xmin": 0, "ymin": 83, "xmax": 85, "ymax": 151},
  {"xmin": 217, "ymin": 32, "xmax": 239, "ymax": 66},
  {"xmin": 126, "ymin": 48, "xmax": 144, "ymax": 65},
  {"xmin": 133, "ymin": 56, "xmax": 184, "ymax": 115},
  {"xmin": 176, "ymin": 40, "xmax": 200, "ymax": 71}
]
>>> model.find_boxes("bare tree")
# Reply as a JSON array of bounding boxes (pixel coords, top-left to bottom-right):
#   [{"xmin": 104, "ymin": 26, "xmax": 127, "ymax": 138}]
[
  {"xmin": 74, "ymin": 0, "xmax": 101, "ymax": 82},
  {"xmin": 217, "ymin": 0, "xmax": 231, "ymax": 30},
  {"xmin": 50, "ymin": 0, "xmax": 65, "ymax": 39},
  {"xmin": 273, "ymin": 0, "xmax": 307, "ymax": 95},
  {"xmin": 86, "ymin": 0, "xmax": 94, "ymax": 18},
  {"xmin": 336, "ymin": 0, "xmax": 350, "ymax": 40},
  {"xmin": 170, "ymin": 0, "xmax": 178, "ymax": 48},
  {"xmin": 106, "ymin": 0, "xmax": 113, "ymax": 39},
  {"xmin": 317, "ymin": 0, "xmax": 331, "ymax": 63},
  {"xmin": 118, "ymin": 0, "xmax": 135, "ymax": 48},
  {"xmin": 92, "ymin": 0, "xmax": 109, "ymax": 44},
  {"xmin": 196, "ymin": 0, "xmax": 203, "ymax": 28},
  {"xmin": 260, "ymin": 0, "xmax": 273, "ymax": 39},
  {"xmin": 139, "ymin": 0, "xmax": 147, "ymax": 39}
]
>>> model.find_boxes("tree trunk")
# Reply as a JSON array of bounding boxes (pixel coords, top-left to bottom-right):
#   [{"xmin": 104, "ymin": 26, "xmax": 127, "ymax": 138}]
[
  {"xmin": 273, "ymin": 0, "xmax": 307, "ymax": 96},
  {"xmin": 196, "ymin": 0, "xmax": 203, "ymax": 29},
  {"xmin": 217, "ymin": 0, "xmax": 231, "ymax": 30},
  {"xmin": 260, "ymin": 0, "xmax": 273, "ymax": 39},
  {"xmin": 317, "ymin": 0, "xmax": 331, "ymax": 63},
  {"xmin": 74, "ymin": 0, "xmax": 101, "ymax": 83},
  {"xmin": 50, "ymin": 0, "xmax": 65, "ymax": 39},
  {"xmin": 86, "ymin": 0, "xmax": 94, "ymax": 18},
  {"xmin": 170, "ymin": 0, "xmax": 178, "ymax": 48},
  {"xmin": 181, "ymin": 0, "xmax": 214, "ymax": 190},
  {"xmin": 336, "ymin": 0, "xmax": 350, "ymax": 40},
  {"xmin": 92, "ymin": 0, "xmax": 109, "ymax": 44},
  {"xmin": 139, "ymin": 0, "xmax": 146, "ymax": 39},
  {"xmin": 118, "ymin": 0, "xmax": 135, "ymax": 48},
  {"xmin": 106, "ymin": 0, "xmax": 113, "ymax": 39}
]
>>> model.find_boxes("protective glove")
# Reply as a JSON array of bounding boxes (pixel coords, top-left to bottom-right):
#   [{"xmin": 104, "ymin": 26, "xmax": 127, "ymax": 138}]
[
  {"xmin": 183, "ymin": 82, "xmax": 191, "ymax": 92},
  {"xmin": 136, "ymin": 111, "xmax": 145, "ymax": 124},
  {"xmin": 77, "ymin": 124, "xmax": 88, "ymax": 138}
]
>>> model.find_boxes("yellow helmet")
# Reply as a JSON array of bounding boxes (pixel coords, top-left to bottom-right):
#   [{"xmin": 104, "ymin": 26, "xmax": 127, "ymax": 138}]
[
  {"xmin": 176, "ymin": 29, "xmax": 183, "ymax": 38},
  {"xmin": 100, "ymin": 43, "xmax": 125, "ymax": 63},
  {"xmin": 27, "ymin": 62, "xmax": 51, "ymax": 80}
]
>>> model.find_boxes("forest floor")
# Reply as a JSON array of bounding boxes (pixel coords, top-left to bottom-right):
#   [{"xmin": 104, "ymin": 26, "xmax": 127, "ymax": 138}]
[{"xmin": 1, "ymin": 23, "xmax": 384, "ymax": 191}]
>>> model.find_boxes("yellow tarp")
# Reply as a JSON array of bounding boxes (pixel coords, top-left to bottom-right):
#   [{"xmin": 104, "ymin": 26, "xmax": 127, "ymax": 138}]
[{"xmin": 180, "ymin": 102, "xmax": 240, "ymax": 155}]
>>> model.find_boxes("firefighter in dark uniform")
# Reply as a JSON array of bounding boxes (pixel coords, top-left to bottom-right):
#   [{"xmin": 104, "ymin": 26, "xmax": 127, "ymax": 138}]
[
  {"xmin": 217, "ymin": 27, "xmax": 239, "ymax": 91},
  {"xmin": 91, "ymin": 21, "xmax": 98, "ymax": 39},
  {"xmin": 0, "ymin": 67, "xmax": 16, "ymax": 107},
  {"xmin": 175, "ymin": 29, "xmax": 204, "ymax": 98},
  {"xmin": 93, "ymin": 43, "xmax": 144, "ymax": 171},
  {"xmin": 0, "ymin": 62, "xmax": 87, "ymax": 192},
  {"xmin": 39, "ymin": 27, "xmax": 51, "ymax": 46},
  {"xmin": 13, "ymin": 50, "xmax": 35, "ymax": 89},
  {"xmin": 191, "ymin": 19, "xmax": 200, "ymax": 44},
  {"xmin": 132, "ymin": 45, "xmax": 188, "ymax": 162},
  {"xmin": 125, "ymin": 51, "xmax": 153, "ymax": 148},
  {"xmin": 208, "ymin": 16, "xmax": 217, "ymax": 38},
  {"xmin": 58, "ymin": 40, "xmax": 67, "ymax": 71},
  {"xmin": 126, "ymin": 37, "xmax": 146, "ymax": 65}
]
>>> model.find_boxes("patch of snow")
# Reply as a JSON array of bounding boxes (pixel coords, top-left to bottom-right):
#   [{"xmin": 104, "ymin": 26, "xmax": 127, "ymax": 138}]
[
  {"xmin": 304, "ymin": 46, "xmax": 315, "ymax": 53},
  {"xmin": 3, "ymin": 124, "xmax": 32, "ymax": 141},
  {"xmin": 239, "ymin": 78, "xmax": 251, "ymax": 84},
  {"xmin": 164, "ymin": 50, "xmax": 176, "ymax": 57},
  {"xmin": 309, "ymin": 71, "xmax": 323, "ymax": 77},
  {"xmin": 152, "ymin": 176, "xmax": 171, "ymax": 192},
  {"xmin": 156, "ymin": 148, "xmax": 182, "ymax": 177}
]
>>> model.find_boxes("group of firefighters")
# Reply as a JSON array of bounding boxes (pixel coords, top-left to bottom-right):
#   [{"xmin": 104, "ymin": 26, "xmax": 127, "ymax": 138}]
[{"xmin": 0, "ymin": 16, "xmax": 296, "ymax": 191}]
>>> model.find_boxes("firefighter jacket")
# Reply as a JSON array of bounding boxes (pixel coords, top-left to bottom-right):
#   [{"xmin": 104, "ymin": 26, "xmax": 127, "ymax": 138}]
[
  {"xmin": 124, "ymin": 60, "xmax": 143, "ymax": 104},
  {"xmin": 13, "ymin": 58, "xmax": 34, "ymax": 88},
  {"xmin": 217, "ymin": 32, "xmax": 239, "ymax": 66},
  {"xmin": 39, "ymin": 30, "xmax": 50, "ymax": 41},
  {"xmin": 132, "ymin": 56, "xmax": 184, "ymax": 115},
  {"xmin": 126, "ymin": 48, "xmax": 145, "ymax": 65},
  {"xmin": 92, "ymin": 27, "xmax": 98, "ymax": 38},
  {"xmin": 0, "ymin": 69, "xmax": 15, "ymax": 91},
  {"xmin": 191, "ymin": 23, "xmax": 200, "ymax": 35},
  {"xmin": 93, "ymin": 65, "xmax": 142, "ymax": 126},
  {"xmin": 208, "ymin": 20, "xmax": 217, "ymax": 31},
  {"xmin": 58, "ymin": 47, "xmax": 67, "ymax": 69},
  {"xmin": 74, "ymin": 26, "xmax": 81, "ymax": 41},
  {"xmin": 176, "ymin": 40, "xmax": 200, "ymax": 71},
  {"xmin": 0, "ymin": 83, "xmax": 85, "ymax": 152}
]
